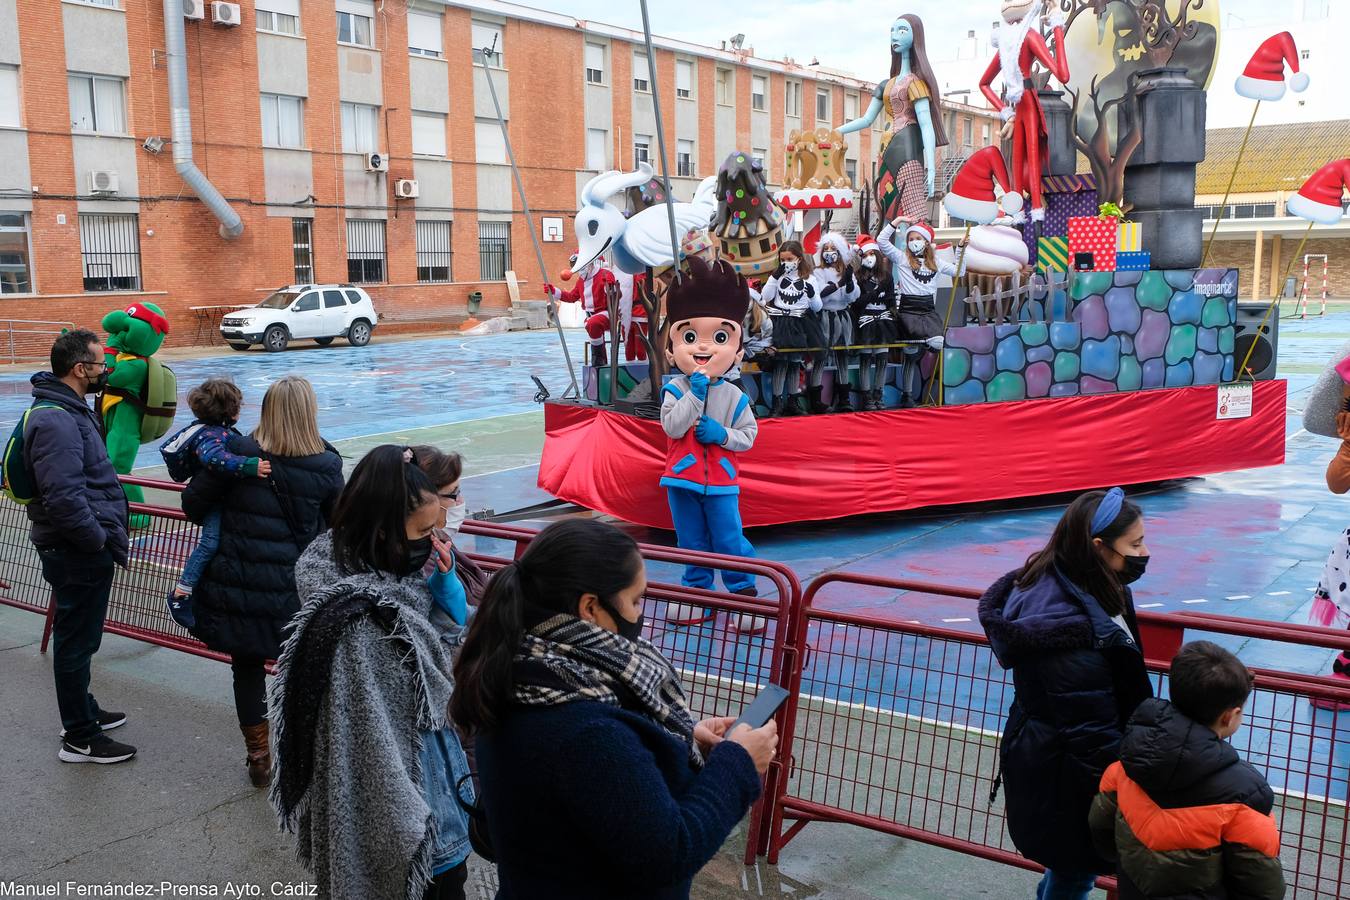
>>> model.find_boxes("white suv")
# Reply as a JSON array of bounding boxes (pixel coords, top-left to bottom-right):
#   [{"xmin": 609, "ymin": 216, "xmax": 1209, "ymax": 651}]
[{"xmin": 221, "ymin": 285, "xmax": 379, "ymax": 352}]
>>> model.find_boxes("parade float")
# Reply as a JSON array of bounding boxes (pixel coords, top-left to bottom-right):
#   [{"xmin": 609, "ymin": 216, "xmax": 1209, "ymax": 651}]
[{"xmin": 533, "ymin": 4, "xmax": 1317, "ymax": 529}]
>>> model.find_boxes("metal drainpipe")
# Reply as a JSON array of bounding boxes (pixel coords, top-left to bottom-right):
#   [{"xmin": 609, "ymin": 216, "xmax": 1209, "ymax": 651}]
[{"xmin": 162, "ymin": 0, "xmax": 243, "ymax": 239}]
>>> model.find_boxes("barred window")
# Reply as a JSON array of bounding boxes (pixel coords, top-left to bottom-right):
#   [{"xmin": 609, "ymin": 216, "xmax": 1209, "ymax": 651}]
[
  {"xmin": 79, "ymin": 213, "xmax": 141, "ymax": 292},
  {"xmin": 478, "ymin": 221, "xmax": 511, "ymax": 281},
  {"xmin": 346, "ymin": 219, "xmax": 386, "ymax": 284},
  {"xmin": 0, "ymin": 213, "xmax": 34, "ymax": 294},
  {"xmin": 417, "ymin": 220, "xmax": 452, "ymax": 283},
  {"xmin": 292, "ymin": 218, "xmax": 313, "ymax": 284}
]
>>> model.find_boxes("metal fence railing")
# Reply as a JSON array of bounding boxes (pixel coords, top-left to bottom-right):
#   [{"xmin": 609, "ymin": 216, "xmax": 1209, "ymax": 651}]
[{"xmin": 0, "ymin": 319, "xmax": 76, "ymax": 365}]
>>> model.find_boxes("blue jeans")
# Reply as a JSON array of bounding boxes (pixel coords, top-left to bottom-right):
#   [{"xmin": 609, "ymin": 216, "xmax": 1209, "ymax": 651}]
[
  {"xmin": 1035, "ymin": 870, "xmax": 1097, "ymax": 900},
  {"xmin": 419, "ymin": 727, "xmax": 474, "ymax": 875},
  {"xmin": 37, "ymin": 545, "xmax": 114, "ymax": 744},
  {"xmin": 179, "ymin": 508, "xmax": 221, "ymax": 589},
  {"xmin": 666, "ymin": 488, "xmax": 756, "ymax": 593}
]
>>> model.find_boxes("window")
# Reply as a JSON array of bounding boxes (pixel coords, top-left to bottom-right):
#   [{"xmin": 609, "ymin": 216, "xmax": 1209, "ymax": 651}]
[
  {"xmin": 1301, "ymin": 49, "xmax": 1310, "ymax": 60},
  {"xmin": 345, "ymin": 289, "xmax": 363, "ymax": 303},
  {"xmin": 751, "ymin": 147, "xmax": 767, "ymax": 170},
  {"xmin": 256, "ymin": 0, "xmax": 300, "ymax": 35},
  {"xmin": 294, "ymin": 292, "xmax": 321, "ymax": 312},
  {"xmin": 0, "ymin": 66, "xmax": 18, "ymax": 128},
  {"xmin": 346, "ymin": 219, "xmax": 386, "ymax": 283},
  {"xmin": 585, "ymin": 43, "xmax": 605, "ymax": 85},
  {"xmin": 336, "ymin": 0, "xmax": 374, "ymax": 48},
  {"xmin": 633, "ymin": 133, "xmax": 651, "ymax": 167},
  {"xmin": 68, "ymin": 74, "xmax": 126, "ymax": 134},
  {"xmin": 416, "ymin": 220, "xmax": 452, "ymax": 282},
  {"xmin": 340, "ymin": 102, "xmax": 379, "ymax": 154},
  {"xmin": 472, "ymin": 22, "xmax": 503, "ymax": 67},
  {"xmin": 677, "ymin": 139, "xmax": 694, "ymax": 177},
  {"xmin": 816, "ymin": 88, "xmax": 830, "ymax": 121},
  {"xmin": 322, "ymin": 289, "xmax": 347, "ymax": 309},
  {"xmin": 845, "ymin": 92, "xmax": 859, "ymax": 120},
  {"xmin": 633, "ymin": 53, "xmax": 650, "ymax": 92},
  {"xmin": 963, "ymin": 117, "xmax": 973, "ymax": 146},
  {"xmin": 751, "ymin": 75, "xmax": 766, "ymax": 111},
  {"xmin": 982, "ymin": 123, "xmax": 991, "ymax": 145},
  {"xmin": 676, "ymin": 60, "xmax": 693, "ymax": 99},
  {"xmin": 845, "ymin": 158, "xmax": 857, "ymax": 186},
  {"xmin": 0, "ymin": 213, "xmax": 33, "ymax": 294},
  {"xmin": 412, "ymin": 112, "xmax": 446, "ymax": 157},
  {"xmin": 292, "ymin": 218, "xmax": 313, "ymax": 284},
  {"xmin": 76, "ymin": 0, "xmax": 119, "ymax": 6},
  {"xmin": 474, "ymin": 119, "xmax": 507, "ymax": 164},
  {"xmin": 586, "ymin": 128, "xmax": 608, "ymax": 171},
  {"xmin": 79, "ymin": 214, "xmax": 140, "ymax": 292},
  {"xmin": 785, "ymin": 80, "xmax": 801, "ymax": 117},
  {"xmin": 260, "ymin": 94, "xmax": 304, "ymax": 149},
  {"xmin": 478, "ymin": 221, "xmax": 511, "ymax": 281},
  {"xmin": 716, "ymin": 68, "xmax": 732, "ymax": 106},
  {"xmin": 407, "ymin": 11, "xmax": 443, "ymax": 57}
]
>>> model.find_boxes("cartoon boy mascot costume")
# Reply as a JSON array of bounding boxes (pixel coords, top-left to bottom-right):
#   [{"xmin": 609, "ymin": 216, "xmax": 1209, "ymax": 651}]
[
  {"xmin": 101, "ymin": 302, "xmax": 176, "ymax": 525},
  {"xmin": 660, "ymin": 256, "xmax": 760, "ymax": 623}
]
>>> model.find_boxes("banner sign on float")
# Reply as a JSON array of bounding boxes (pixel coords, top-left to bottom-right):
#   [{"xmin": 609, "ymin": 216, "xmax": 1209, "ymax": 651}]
[{"xmin": 1217, "ymin": 384, "xmax": 1254, "ymax": 420}]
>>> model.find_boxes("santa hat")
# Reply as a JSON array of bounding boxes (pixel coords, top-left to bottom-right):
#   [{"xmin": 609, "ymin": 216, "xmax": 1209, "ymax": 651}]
[
  {"xmin": 817, "ymin": 232, "xmax": 853, "ymax": 265},
  {"xmin": 1235, "ymin": 32, "xmax": 1310, "ymax": 101},
  {"xmin": 942, "ymin": 147, "xmax": 1024, "ymax": 226},
  {"xmin": 905, "ymin": 222, "xmax": 936, "ymax": 244},
  {"xmin": 1286, "ymin": 158, "xmax": 1350, "ymax": 226},
  {"xmin": 855, "ymin": 233, "xmax": 879, "ymax": 255}
]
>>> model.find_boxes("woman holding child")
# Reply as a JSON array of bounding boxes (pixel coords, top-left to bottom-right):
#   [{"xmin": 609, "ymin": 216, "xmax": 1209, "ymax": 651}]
[{"xmin": 978, "ymin": 488, "xmax": 1155, "ymax": 900}]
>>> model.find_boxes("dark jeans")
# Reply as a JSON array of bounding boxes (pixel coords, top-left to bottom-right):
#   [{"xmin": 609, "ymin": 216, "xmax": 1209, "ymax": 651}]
[
  {"xmin": 231, "ymin": 655, "xmax": 268, "ymax": 727},
  {"xmin": 38, "ymin": 545, "xmax": 115, "ymax": 744},
  {"xmin": 424, "ymin": 862, "xmax": 467, "ymax": 900}
]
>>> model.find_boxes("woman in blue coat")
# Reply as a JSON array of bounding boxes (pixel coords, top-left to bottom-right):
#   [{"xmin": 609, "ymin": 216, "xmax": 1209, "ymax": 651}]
[{"xmin": 978, "ymin": 488, "xmax": 1155, "ymax": 900}]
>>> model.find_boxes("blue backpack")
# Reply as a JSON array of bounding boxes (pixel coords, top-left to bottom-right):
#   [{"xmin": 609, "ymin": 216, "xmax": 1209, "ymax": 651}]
[{"xmin": 159, "ymin": 423, "xmax": 206, "ymax": 483}]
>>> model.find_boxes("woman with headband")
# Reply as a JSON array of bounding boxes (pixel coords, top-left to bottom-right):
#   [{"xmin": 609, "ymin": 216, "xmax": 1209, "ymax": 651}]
[{"xmin": 978, "ymin": 488, "xmax": 1154, "ymax": 900}]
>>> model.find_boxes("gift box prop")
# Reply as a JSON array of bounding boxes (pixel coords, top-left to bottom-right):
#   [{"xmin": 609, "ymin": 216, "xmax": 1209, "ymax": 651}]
[
  {"xmin": 1118, "ymin": 221, "xmax": 1141, "ymax": 252},
  {"xmin": 1067, "ymin": 216, "xmax": 1118, "ymax": 272},
  {"xmin": 1037, "ymin": 237, "xmax": 1069, "ymax": 273},
  {"xmin": 1020, "ymin": 173, "xmax": 1099, "ymax": 261},
  {"xmin": 1116, "ymin": 251, "xmax": 1151, "ymax": 271}
]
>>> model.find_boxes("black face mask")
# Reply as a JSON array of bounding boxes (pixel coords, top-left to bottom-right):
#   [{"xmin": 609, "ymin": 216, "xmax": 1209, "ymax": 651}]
[
  {"xmin": 86, "ymin": 369, "xmax": 109, "ymax": 394},
  {"xmin": 601, "ymin": 599, "xmax": 644, "ymax": 643},
  {"xmin": 402, "ymin": 536, "xmax": 434, "ymax": 577},
  {"xmin": 1117, "ymin": 553, "xmax": 1149, "ymax": 585}
]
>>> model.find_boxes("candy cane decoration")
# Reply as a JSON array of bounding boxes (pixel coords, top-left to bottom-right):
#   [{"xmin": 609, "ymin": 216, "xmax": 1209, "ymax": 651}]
[{"xmin": 1297, "ymin": 254, "xmax": 1331, "ymax": 318}]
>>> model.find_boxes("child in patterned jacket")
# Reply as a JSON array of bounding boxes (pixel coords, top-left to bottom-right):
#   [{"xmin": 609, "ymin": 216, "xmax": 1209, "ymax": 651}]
[{"xmin": 158, "ymin": 378, "xmax": 271, "ymax": 628}]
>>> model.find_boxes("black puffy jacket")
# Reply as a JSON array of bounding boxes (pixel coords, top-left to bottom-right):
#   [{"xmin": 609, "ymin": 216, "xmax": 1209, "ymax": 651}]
[
  {"xmin": 182, "ymin": 434, "xmax": 343, "ymax": 659},
  {"xmin": 979, "ymin": 566, "xmax": 1154, "ymax": 874},
  {"xmin": 23, "ymin": 373, "xmax": 129, "ymax": 566}
]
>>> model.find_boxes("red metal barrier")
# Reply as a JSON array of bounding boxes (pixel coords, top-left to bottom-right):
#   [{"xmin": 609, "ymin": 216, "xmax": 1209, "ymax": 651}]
[{"xmin": 775, "ymin": 571, "xmax": 1350, "ymax": 899}]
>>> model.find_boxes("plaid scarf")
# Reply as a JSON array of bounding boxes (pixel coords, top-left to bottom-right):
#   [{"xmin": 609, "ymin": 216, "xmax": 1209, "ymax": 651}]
[{"xmin": 512, "ymin": 612, "xmax": 702, "ymax": 769}]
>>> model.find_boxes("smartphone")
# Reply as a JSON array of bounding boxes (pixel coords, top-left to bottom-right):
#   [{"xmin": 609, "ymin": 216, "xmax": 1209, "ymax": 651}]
[{"xmin": 730, "ymin": 684, "xmax": 791, "ymax": 733}]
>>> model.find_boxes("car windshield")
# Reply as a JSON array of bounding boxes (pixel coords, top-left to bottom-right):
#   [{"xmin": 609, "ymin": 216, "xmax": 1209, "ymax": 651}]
[{"xmin": 258, "ymin": 291, "xmax": 300, "ymax": 310}]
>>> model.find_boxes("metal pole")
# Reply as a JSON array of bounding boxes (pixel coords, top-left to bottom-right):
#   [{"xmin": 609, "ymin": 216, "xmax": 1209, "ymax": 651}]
[
  {"xmin": 1235, "ymin": 219, "xmax": 1313, "ymax": 381},
  {"xmin": 478, "ymin": 38, "xmax": 580, "ymax": 399},
  {"xmin": 638, "ymin": 0, "xmax": 685, "ymax": 280}
]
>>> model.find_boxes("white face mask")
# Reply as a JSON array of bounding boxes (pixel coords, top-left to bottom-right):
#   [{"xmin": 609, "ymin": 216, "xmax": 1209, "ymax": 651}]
[
  {"xmin": 907, "ymin": 239, "xmax": 928, "ymax": 255},
  {"xmin": 822, "ymin": 250, "xmax": 839, "ymax": 265},
  {"xmin": 443, "ymin": 502, "xmax": 467, "ymax": 537},
  {"xmin": 782, "ymin": 260, "xmax": 798, "ymax": 275},
  {"xmin": 861, "ymin": 254, "xmax": 877, "ymax": 269}
]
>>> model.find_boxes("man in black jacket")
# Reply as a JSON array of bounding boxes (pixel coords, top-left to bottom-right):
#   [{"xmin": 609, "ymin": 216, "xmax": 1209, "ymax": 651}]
[{"xmin": 25, "ymin": 330, "xmax": 135, "ymax": 764}]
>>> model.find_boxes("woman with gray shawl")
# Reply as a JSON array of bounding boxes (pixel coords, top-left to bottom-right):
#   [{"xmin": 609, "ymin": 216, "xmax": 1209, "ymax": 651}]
[{"xmin": 271, "ymin": 446, "xmax": 474, "ymax": 900}]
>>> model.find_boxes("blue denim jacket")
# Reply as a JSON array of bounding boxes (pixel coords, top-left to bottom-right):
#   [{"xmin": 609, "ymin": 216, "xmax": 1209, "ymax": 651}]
[{"xmin": 419, "ymin": 726, "xmax": 474, "ymax": 874}]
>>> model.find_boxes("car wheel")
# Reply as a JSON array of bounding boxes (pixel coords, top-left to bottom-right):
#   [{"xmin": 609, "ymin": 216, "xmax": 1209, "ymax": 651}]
[
  {"xmin": 229, "ymin": 343, "xmax": 250, "ymax": 351},
  {"xmin": 263, "ymin": 325, "xmax": 289, "ymax": 353},
  {"xmin": 314, "ymin": 337, "xmax": 335, "ymax": 346},
  {"xmin": 348, "ymin": 319, "xmax": 372, "ymax": 347}
]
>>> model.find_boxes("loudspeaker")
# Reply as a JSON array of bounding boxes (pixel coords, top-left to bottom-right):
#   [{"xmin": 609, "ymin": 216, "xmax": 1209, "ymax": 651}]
[{"xmin": 1234, "ymin": 301, "xmax": 1279, "ymax": 381}]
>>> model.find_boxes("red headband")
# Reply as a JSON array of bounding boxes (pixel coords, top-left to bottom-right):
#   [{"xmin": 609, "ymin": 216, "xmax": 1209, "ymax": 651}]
[{"xmin": 126, "ymin": 304, "xmax": 170, "ymax": 335}]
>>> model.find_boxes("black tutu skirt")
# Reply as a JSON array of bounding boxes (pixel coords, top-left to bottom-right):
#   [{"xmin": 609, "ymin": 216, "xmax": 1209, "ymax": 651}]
[
  {"xmin": 770, "ymin": 314, "xmax": 824, "ymax": 361},
  {"xmin": 896, "ymin": 295, "xmax": 945, "ymax": 343},
  {"xmin": 856, "ymin": 317, "xmax": 899, "ymax": 354}
]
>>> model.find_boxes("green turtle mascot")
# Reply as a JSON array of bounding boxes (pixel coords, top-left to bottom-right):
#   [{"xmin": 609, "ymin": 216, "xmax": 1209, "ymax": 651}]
[{"xmin": 100, "ymin": 302, "xmax": 177, "ymax": 527}]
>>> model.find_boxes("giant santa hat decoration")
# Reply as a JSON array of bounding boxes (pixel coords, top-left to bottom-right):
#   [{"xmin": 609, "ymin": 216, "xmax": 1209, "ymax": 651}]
[
  {"xmin": 1235, "ymin": 32, "xmax": 1310, "ymax": 101},
  {"xmin": 1287, "ymin": 158, "xmax": 1350, "ymax": 226},
  {"xmin": 942, "ymin": 146, "xmax": 1024, "ymax": 225}
]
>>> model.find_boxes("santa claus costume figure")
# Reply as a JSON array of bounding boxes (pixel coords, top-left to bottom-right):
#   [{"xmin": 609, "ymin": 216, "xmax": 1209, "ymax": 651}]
[
  {"xmin": 979, "ymin": 0, "xmax": 1069, "ymax": 226},
  {"xmin": 545, "ymin": 253, "xmax": 620, "ymax": 366}
]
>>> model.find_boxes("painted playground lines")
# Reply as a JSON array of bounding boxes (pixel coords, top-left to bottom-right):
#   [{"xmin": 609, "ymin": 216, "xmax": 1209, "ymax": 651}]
[{"xmin": 1182, "ymin": 599, "xmax": 1209, "ymax": 604}]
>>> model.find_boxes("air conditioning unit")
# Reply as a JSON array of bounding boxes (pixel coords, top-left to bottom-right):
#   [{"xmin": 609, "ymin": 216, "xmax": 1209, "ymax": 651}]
[
  {"xmin": 183, "ymin": 0, "xmax": 205, "ymax": 20},
  {"xmin": 88, "ymin": 170, "xmax": 120, "ymax": 195},
  {"xmin": 365, "ymin": 152, "xmax": 388, "ymax": 173},
  {"xmin": 210, "ymin": 1, "xmax": 240, "ymax": 26},
  {"xmin": 394, "ymin": 179, "xmax": 419, "ymax": 199}
]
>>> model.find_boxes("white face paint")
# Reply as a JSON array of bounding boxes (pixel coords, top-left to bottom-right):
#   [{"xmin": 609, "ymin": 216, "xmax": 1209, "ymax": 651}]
[{"xmin": 907, "ymin": 239, "xmax": 928, "ymax": 255}]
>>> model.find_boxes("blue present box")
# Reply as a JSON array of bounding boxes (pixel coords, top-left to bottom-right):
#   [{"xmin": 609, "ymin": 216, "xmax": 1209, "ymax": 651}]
[{"xmin": 1116, "ymin": 251, "xmax": 1150, "ymax": 271}]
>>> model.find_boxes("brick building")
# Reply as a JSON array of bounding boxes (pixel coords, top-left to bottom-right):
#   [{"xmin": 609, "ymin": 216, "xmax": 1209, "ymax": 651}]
[{"xmin": 0, "ymin": 0, "xmax": 882, "ymax": 346}]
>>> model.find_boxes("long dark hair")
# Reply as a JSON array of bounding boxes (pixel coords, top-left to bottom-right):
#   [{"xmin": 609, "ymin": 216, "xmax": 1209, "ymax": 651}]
[
  {"xmin": 1016, "ymin": 490, "xmax": 1143, "ymax": 615},
  {"xmin": 410, "ymin": 444, "xmax": 463, "ymax": 489},
  {"xmin": 775, "ymin": 240, "xmax": 813, "ymax": 279},
  {"xmin": 890, "ymin": 14, "xmax": 949, "ymax": 147},
  {"xmin": 330, "ymin": 445, "xmax": 438, "ymax": 576},
  {"xmin": 451, "ymin": 519, "xmax": 644, "ymax": 732}
]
